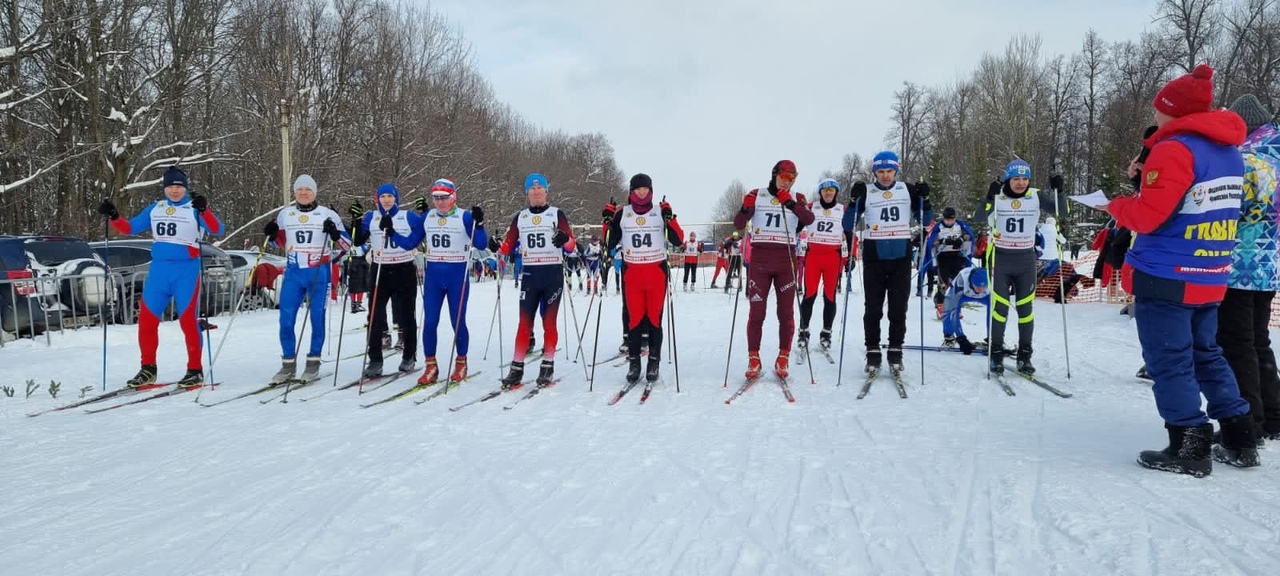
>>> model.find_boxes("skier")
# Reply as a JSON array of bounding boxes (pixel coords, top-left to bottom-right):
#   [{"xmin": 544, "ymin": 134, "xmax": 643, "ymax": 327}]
[
  {"xmin": 1035, "ymin": 216, "xmax": 1067, "ymax": 283},
  {"xmin": 583, "ymin": 237, "xmax": 602, "ymax": 295},
  {"xmin": 983, "ymin": 158, "xmax": 1056, "ymax": 375},
  {"xmin": 263, "ymin": 175, "xmax": 352, "ymax": 384},
  {"xmin": 497, "ymin": 173, "xmax": 576, "ymax": 388},
  {"xmin": 845, "ymin": 150, "xmax": 930, "ymax": 376},
  {"xmin": 352, "ymin": 183, "xmax": 419, "ymax": 378},
  {"xmin": 344, "ymin": 201, "xmax": 372, "ymax": 313},
  {"xmin": 941, "ymin": 265, "xmax": 990, "ymax": 355},
  {"xmin": 722, "ymin": 232, "xmax": 743, "ymax": 293},
  {"xmin": 389, "ymin": 178, "xmax": 488, "ymax": 385},
  {"xmin": 1108, "ymin": 64, "xmax": 1258, "ymax": 475},
  {"xmin": 604, "ymin": 173, "xmax": 685, "ymax": 383},
  {"xmin": 798, "ymin": 178, "xmax": 852, "ymax": 357},
  {"xmin": 709, "ymin": 237, "xmax": 729, "ymax": 289},
  {"xmin": 564, "ymin": 241, "xmax": 584, "ymax": 292},
  {"xmin": 681, "ymin": 231, "xmax": 700, "ymax": 291},
  {"xmin": 96, "ymin": 166, "xmax": 223, "ymax": 387},
  {"xmin": 732, "ymin": 160, "xmax": 816, "ymax": 379},
  {"xmin": 925, "ymin": 206, "xmax": 975, "ymax": 318}
]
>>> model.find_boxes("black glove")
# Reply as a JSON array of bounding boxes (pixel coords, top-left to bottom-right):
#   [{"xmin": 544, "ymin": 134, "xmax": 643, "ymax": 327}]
[
  {"xmin": 487, "ymin": 237, "xmax": 501, "ymax": 252},
  {"xmin": 347, "ymin": 202, "xmax": 363, "ymax": 220},
  {"xmin": 323, "ymin": 219, "xmax": 342, "ymax": 242},
  {"xmin": 379, "ymin": 214, "xmax": 395, "ymax": 232},
  {"xmin": 97, "ymin": 198, "xmax": 119, "ymax": 220},
  {"xmin": 602, "ymin": 202, "xmax": 618, "ymax": 224},
  {"xmin": 471, "ymin": 205, "xmax": 485, "ymax": 226},
  {"xmin": 349, "ymin": 216, "xmax": 362, "ymax": 234},
  {"xmin": 987, "ymin": 179, "xmax": 1002, "ymax": 198},
  {"xmin": 913, "ymin": 180, "xmax": 930, "ymax": 198},
  {"xmin": 414, "ymin": 195, "xmax": 428, "ymax": 213},
  {"xmin": 850, "ymin": 181, "xmax": 867, "ymax": 204},
  {"xmin": 263, "ymin": 220, "xmax": 279, "ymax": 239},
  {"xmin": 660, "ymin": 201, "xmax": 674, "ymax": 220},
  {"xmin": 191, "ymin": 194, "xmax": 208, "ymax": 213},
  {"xmin": 552, "ymin": 229, "xmax": 570, "ymax": 248},
  {"xmin": 946, "ymin": 236, "xmax": 964, "ymax": 248},
  {"xmin": 957, "ymin": 336, "xmax": 975, "ymax": 355},
  {"xmin": 1049, "ymin": 174, "xmax": 1064, "ymax": 192}
]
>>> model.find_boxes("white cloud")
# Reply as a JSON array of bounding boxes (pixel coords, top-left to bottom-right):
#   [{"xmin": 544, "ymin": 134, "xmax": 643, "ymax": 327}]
[{"xmin": 423, "ymin": 0, "xmax": 1157, "ymax": 222}]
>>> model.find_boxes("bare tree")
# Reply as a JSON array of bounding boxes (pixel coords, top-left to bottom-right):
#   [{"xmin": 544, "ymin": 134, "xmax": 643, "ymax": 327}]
[{"xmin": 710, "ymin": 179, "xmax": 747, "ymax": 224}]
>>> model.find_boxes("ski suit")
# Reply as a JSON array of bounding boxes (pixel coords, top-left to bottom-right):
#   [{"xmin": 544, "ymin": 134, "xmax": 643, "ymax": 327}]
[
  {"xmin": 984, "ymin": 184, "xmax": 1053, "ymax": 356},
  {"xmin": 394, "ymin": 206, "xmax": 487, "ymax": 359},
  {"xmin": 681, "ymin": 239, "xmax": 700, "ymax": 286},
  {"xmin": 800, "ymin": 199, "xmax": 852, "ymax": 335},
  {"xmin": 499, "ymin": 206, "xmax": 576, "ymax": 362},
  {"xmin": 272, "ymin": 204, "xmax": 351, "ymax": 358},
  {"xmin": 733, "ymin": 186, "xmax": 815, "ymax": 354},
  {"xmin": 356, "ymin": 198, "xmax": 418, "ymax": 365},
  {"xmin": 607, "ymin": 204, "xmax": 684, "ymax": 359},
  {"xmin": 941, "ymin": 266, "xmax": 989, "ymax": 340}
]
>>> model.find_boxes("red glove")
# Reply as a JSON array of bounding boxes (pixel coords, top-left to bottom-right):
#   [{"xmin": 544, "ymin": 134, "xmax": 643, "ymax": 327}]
[
  {"xmin": 775, "ymin": 189, "xmax": 793, "ymax": 206},
  {"xmin": 741, "ymin": 192, "xmax": 756, "ymax": 211},
  {"xmin": 659, "ymin": 201, "xmax": 673, "ymax": 220},
  {"xmin": 498, "ymin": 241, "xmax": 511, "ymax": 256}
]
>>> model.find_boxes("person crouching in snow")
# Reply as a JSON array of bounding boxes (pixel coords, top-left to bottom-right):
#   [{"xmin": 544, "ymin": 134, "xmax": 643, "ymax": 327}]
[{"xmin": 941, "ymin": 265, "xmax": 990, "ymax": 355}]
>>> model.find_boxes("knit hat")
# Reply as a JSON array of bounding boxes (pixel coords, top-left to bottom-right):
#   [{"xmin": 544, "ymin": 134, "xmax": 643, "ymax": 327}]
[
  {"xmin": 969, "ymin": 267, "xmax": 989, "ymax": 291},
  {"xmin": 1230, "ymin": 94, "xmax": 1273, "ymax": 132},
  {"xmin": 431, "ymin": 178, "xmax": 457, "ymax": 198},
  {"xmin": 376, "ymin": 182, "xmax": 400, "ymax": 203},
  {"xmin": 1154, "ymin": 64, "xmax": 1215, "ymax": 118},
  {"xmin": 629, "ymin": 173, "xmax": 653, "ymax": 191},
  {"xmin": 942, "ymin": 206, "xmax": 957, "ymax": 219},
  {"xmin": 871, "ymin": 151, "xmax": 900, "ymax": 173},
  {"xmin": 1005, "ymin": 159, "xmax": 1031, "ymax": 180},
  {"xmin": 293, "ymin": 174, "xmax": 317, "ymax": 193},
  {"xmin": 772, "ymin": 160, "xmax": 797, "ymax": 177},
  {"xmin": 162, "ymin": 166, "xmax": 189, "ymax": 189},
  {"xmin": 525, "ymin": 173, "xmax": 548, "ymax": 192},
  {"xmin": 817, "ymin": 178, "xmax": 841, "ymax": 193}
]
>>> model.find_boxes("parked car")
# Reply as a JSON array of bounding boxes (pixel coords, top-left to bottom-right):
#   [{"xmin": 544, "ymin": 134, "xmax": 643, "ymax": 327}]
[
  {"xmin": 0, "ymin": 236, "xmax": 59, "ymax": 338},
  {"xmin": 223, "ymin": 249, "xmax": 287, "ymax": 310},
  {"xmin": 89, "ymin": 239, "xmax": 238, "ymax": 323},
  {"xmin": 0, "ymin": 234, "xmax": 114, "ymax": 334}
]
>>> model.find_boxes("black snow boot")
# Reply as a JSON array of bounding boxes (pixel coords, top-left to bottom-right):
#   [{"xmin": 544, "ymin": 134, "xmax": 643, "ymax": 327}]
[
  {"xmin": 1016, "ymin": 344, "xmax": 1035, "ymax": 374},
  {"xmin": 501, "ymin": 361, "xmax": 525, "ymax": 390},
  {"xmin": 645, "ymin": 354, "xmax": 661, "ymax": 383},
  {"xmin": 536, "ymin": 359, "xmax": 555, "ymax": 387},
  {"xmin": 1212, "ymin": 415, "xmax": 1262, "ymax": 468},
  {"xmin": 1137, "ymin": 423, "xmax": 1213, "ymax": 477},
  {"xmin": 626, "ymin": 356, "xmax": 642, "ymax": 384}
]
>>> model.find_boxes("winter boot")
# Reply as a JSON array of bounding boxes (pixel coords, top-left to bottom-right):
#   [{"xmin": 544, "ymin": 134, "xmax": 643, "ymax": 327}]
[
  {"xmin": 796, "ymin": 330, "xmax": 810, "ymax": 354},
  {"xmin": 1212, "ymin": 415, "xmax": 1262, "ymax": 468},
  {"xmin": 536, "ymin": 360, "xmax": 556, "ymax": 387},
  {"xmin": 301, "ymin": 355, "xmax": 321, "ymax": 381},
  {"xmin": 626, "ymin": 356, "xmax": 642, "ymax": 384},
  {"xmin": 1015, "ymin": 344, "xmax": 1035, "ymax": 374},
  {"xmin": 270, "ymin": 358, "xmax": 297, "ymax": 385},
  {"xmin": 1138, "ymin": 423, "xmax": 1214, "ymax": 477},
  {"xmin": 819, "ymin": 330, "xmax": 832, "ymax": 351},
  {"xmin": 126, "ymin": 364, "xmax": 158, "ymax": 388},
  {"xmin": 775, "ymin": 350, "xmax": 791, "ymax": 379},
  {"xmin": 745, "ymin": 352, "xmax": 763, "ymax": 380},
  {"xmin": 350, "ymin": 300, "xmax": 364, "ymax": 314},
  {"xmin": 865, "ymin": 349, "xmax": 882, "ymax": 374},
  {"xmin": 362, "ymin": 360, "xmax": 383, "ymax": 380},
  {"xmin": 710, "ymin": 281, "xmax": 718, "ymax": 289},
  {"xmin": 886, "ymin": 347, "xmax": 904, "ymax": 373},
  {"xmin": 501, "ymin": 361, "xmax": 525, "ymax": 390},
  {"xmin": 417, "ymin": 358, "xmax": 439, "ymax": 385},
  {"xmin": 646, "ymin": 354, "xmax": 661, "ymax": 383},
  {"xmin": 988, "ymin": 348, "xmax": 1005, "ymax": 375},
  {"xmin": 449, "ymin": 356, "xmax": 469, "ymax": 383},
  {"xmin": 943, "ymin": 335, "xmax": 957, "ymax": 348},
  {"xmin": 176, "ymin": 369, "xmax": 204, "ymax": 389},
  {"xmin": 1135, "ymin": 364, "xmax": 1152, "ymax": 380}
]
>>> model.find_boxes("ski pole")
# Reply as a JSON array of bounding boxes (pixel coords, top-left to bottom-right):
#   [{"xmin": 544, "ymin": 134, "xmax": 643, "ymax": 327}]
[
  {"xmin": 211, "ymin": 236, "xmax": 271, "ymax": 365},
  {"xmin": 359, "ymin": 232, "xmax": 391, "ymax": 394},
  {"xmin": 1053, "ymin": 196, "xmax": 1072, "ymax": 379},
  {"xmin": 780, "ymin": 200, "xmax": 815, "ymax": 385},
  {"xmin": 328, "ymin": 257, "xmax": 354, "ymax": 387},
  {"xmin": 836, "ymin": 197, "xmax": 859, "ymax": 387},
  {"xmin": 667, "ymin": 277, "xmax": 681, "ymax": 393},
  {"xmin": 438, "ymin": 214, "xmax": 479, "ymax": 394},
  {"xmin": 482, "ymin": 263, "xmax": 504, "ymax": 360},
  {"xmin": 917, "ymin": 195, "xmax": 926, "ymax": 387},
  {"xmin": 986, "ymin": 230, "xmax": 997, "ymax": 380},
  {"xmin": 280, "ymin": 277, "xmax": 316, "ymax": 403},
  {"xmin": 721, "ymin": 237, "xmax": 744, "ymax": 388},
  {"xmin": 101, "ymin": 212, "xmax": 110, "ymax": 391}
]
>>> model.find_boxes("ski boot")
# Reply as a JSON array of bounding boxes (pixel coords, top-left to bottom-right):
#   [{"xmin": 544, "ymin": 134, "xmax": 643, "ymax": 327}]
[
  {"xmin": 1138, "ymin": 423, "xmax": 1213, "ymax": 477},
  {"xmin": 626, "ymin": 356, "xmax": 642, "ymax": 384},
  {"xmin": 646, "ymin": 354, "xmax": 661, "ymax": 383},
  {"xmin": 449, "ymin": 356, "xmax": 469, "ymax": 383},
  {"xmin": 988, "ymin": 348, "xmax": 1005, "ymax": 375},
  {"xmin": 417, "ymin": 357, "xmax": 439, "ymax": 385},
  {"xmin": 819, "ymin": 330, "xmax": 832, "ymax": 352},
  {"xmin": 176, "ymin": 369, "xmax": 204, "ymax": 389},
  {"xmin": 270, "ymin": 358, "xmax": 296, "ymax": 384},
  {"xmin": 775, "ymin": 350, "xmax": 791, "ymax": 379},
  {"xmin": 886, "ymin": 347, "xmax": 904, "ymax": 375},
  {"xmin": 362, "ymin": 360, "xmax": 383, "ymax": 380},
  {"xmin": 943, "ymin": 335, "xmax": 957, "ymax": 348},
  {"xmin": 398, "ymin": 356, "xmax": 415, "ymax": 373},
  {"xmin": 300, "ymin": 355, "xmax": 321, "ymax": 381},
  {"xmin": 745, "ymin": 352, "xmax": 763, "ymax": 380},
  {"xmin": 618, "ymin": 340, "xmax": 629, "ymax": 355},
  {"xmin": 350, "ymin": 300, "xmax": 364, "ymax": 314},
  {"xmin": 1212, "ymin": 415, "xmax": 1262, "ymax": 468},
  {"xmin": 1015, "ymin": 344, "xmax": 1035, "ymax": 374},
  {"xmin": 710, "ymin": 282, "xmax": 718, "ymax": 289},
  {"xmin": 1136, "ymin": 364, "xmax": 1152, "ymax": 380},
  {"xmin": 126, "ymin": 364, "xmax": 158, "ymax": 388},
  {"xmin": 536, "ymin": 359, "xmax": 556, "ymax": 387},
  {"xmin": 381, "ymin": 333, "xmax": 393, "ymax": 350},
  {"xmin": 501, "ymin": 361, "xmax": 525, "ymax": 390},
  {"xmin": 796, "ymin": 330, "xmax": 810, "ymax": 355},
  {"xmin": 865, "ymin": 349, "xmax": 882, "ymax": 375}
]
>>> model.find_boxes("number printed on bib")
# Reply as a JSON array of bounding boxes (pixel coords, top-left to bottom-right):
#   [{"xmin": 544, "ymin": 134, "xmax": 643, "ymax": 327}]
[
  {"xmin": 749, "ymin": 187, "xmax": 799, "ymax": 244},
  {"xmin": 862, "ymin": 183, "xmax": 912, "ymax": 240},
  {"xmin": 518, "ymin": 207, "xmax": 563, "ymax": 266},
  {"xmin": 423, "ymin": 210, "xmax": 469, "ymax": 263},
  {"xmin": 150, "ymin": 203, "xmax": 200, "ymax": 248},
  {"xmin": 369, "ymin": 211, "xmax": 416, "ymax": 264},
  {"xmin": 278, "ymin": 206, "xmax": 342, "ymax": 268},
  {"xmin": 991, "ymin": 191, "xmax": 1040, "ymax": 250},
  {"xmin": 619, "ymin": 206, "xmax": 666, "ymax": 264},
  {"xmin": 808, "ymin": 202, "xmax": 844, "ymax": 246}
]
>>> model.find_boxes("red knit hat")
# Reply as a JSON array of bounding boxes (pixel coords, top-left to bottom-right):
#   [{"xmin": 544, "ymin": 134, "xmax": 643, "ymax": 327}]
[{"xmin": 1154, "ymin": 64, "xmax": 1215, "ymax": 118}]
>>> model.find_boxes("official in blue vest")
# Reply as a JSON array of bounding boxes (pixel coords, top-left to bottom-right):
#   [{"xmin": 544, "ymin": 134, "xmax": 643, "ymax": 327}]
[{"xmin": 1108, "ymin": 64, "xmax": 1259, "ymax": 477}]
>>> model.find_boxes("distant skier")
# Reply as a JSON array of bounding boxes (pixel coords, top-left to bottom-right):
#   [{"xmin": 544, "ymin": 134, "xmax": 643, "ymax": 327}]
[
  {"xmin": 941, "ymin": 265, "xmax": 990, "ymax": 355},
  {"xmin": 681, "ymin": 231, "xmax": 700, "ymax": 291},
  {"xmin": 925, "ymin": 206, "xmax": 975, "ymax": 318}
]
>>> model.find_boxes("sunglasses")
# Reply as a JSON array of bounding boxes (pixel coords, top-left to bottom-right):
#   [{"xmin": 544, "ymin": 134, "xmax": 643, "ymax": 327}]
[
  {"xmin": 431, "ymin": 193, "xmax": 453, "ymax": 201},
  {"xmin": 820, "ymin": 186, "xmax": 837, "ymax": 194},
  {"xmin": 778, "ymin": 172, "xmax": 797, "ymax": 180}
]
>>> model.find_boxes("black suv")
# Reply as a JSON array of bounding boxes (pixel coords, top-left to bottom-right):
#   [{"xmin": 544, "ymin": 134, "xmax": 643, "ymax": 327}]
[
  {"xmin": 0, "ymin": 236, "xmax": 56, "ymax": 338},
  {"xmin": 89, "ymin": 239, "xmax": 238, "ymax": 323},
  {"xmin": 0, "ymin": 235, "xmax": 114, "ymax": 337}
]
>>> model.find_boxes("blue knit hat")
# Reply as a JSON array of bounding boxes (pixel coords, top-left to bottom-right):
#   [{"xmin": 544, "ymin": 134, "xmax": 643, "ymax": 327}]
[
  {"xmin": 817, "ymin": 178, "xmax": 841, "ymax": 193},
  {"xmin": 162, "ymin": 166, "xmax": 189, "ymax": 189},
  {"xmin": 871, "ymin": 151, "xmax": 900, "ymax": 173},
  {"xmin": 969, "ymin": 267, "xmax": 989, "ymax": 290},
  {"xmin": 525, "ymin": 173, "xmax": 548, "ymax": 193},
  {"xmin": 1005, "ymin": 159, "xmax": 1031, "ymax": 180},
  {"xmin": 376, "ymin": 182, "xmax": 400, "ymax": 204}
]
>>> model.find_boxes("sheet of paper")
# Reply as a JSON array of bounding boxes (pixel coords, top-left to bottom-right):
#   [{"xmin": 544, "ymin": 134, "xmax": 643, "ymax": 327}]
[{"xmin": 1069, "ymin": 190, "xmax": 1111, "ymax": 209}]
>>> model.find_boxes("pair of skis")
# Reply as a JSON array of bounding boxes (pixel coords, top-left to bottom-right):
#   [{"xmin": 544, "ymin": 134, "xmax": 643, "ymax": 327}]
[
  {"xmin": 899, "ymin": 344, "xmax": 1073, "ymax": 398},
  {"xmin": 195, "ymin": 373, "xmax": 333, "ymax": 407},
  {"xmin": 84, "ymin": 382, "xmax": 220, "ymax": 414},
  {"xmin": 608, "ymin": 376, "xmax": 662, "ymax": 405},
  {"xmin": 795, "ymin": 343, "xmax": 834, "ymax": 366},
  {"xmin": 857, "ymin": 366, "xmax": 908, "ymax": 399},
  {"xmin": 724, "ymin": 371, "xmax": 795, "ymax": 405},
  {"xmin": 360, "ymin": 371, "xmax": 484, "ymax": 408},
  {"xmin": 27, "ymin": 382, "xmax": 173, "ymax": 417},
  {"xmin": 447, "ymin": 378, "xmax": 559, "ymax": 412}
]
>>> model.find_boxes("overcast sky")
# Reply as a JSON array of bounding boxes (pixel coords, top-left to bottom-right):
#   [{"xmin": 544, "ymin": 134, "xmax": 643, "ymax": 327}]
[{"xmin": 426, "ymin": 0, "xmax": 1156, "ymax": 224}]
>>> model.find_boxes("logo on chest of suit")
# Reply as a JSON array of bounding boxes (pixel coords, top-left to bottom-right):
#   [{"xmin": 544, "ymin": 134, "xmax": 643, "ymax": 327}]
[
  {"xmin": 299, "ymin": 215, "xmax": 309, "ymax": 223},
  {"xmin": 165, "ymin": 207, "xmax": 176, "ymax": 216},
  {"xmin": 1011, "ymin": 200, "xmax": 1022, "ymax": 210},
  {"xmin": 532, "ymin": 216, "xmax": 543, "ymax": 225},
  {"xmin": 636, "ymin": 217, "xmax": 647, "ymax": 226},
  {"xmin": 288, "ymin": 210, "xmax": 297, "ymax": 217},
  {"xmin": 1192, "ymin": 188, "xmax": 1206, "ymax": 206},
  {"xmin": 769, "ymin": 197, "xmax": 780, "ymax": 205},
  {"xmin": 882, "ymin": 191, "xmax": 893, "ymax": 199},
  {"xmin": 823, "ymin": 209, "xmax": 831, "ymax": 216},
  {"xmin": 438, "ymin": 217, "xmax": 448, "ymax": 226}
]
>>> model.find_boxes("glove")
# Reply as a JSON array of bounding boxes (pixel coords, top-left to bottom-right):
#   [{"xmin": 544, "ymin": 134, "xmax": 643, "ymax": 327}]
[
  {"xmin": 414, "ymin": 195, "xmax": 428, "ymax": 213},
  {"xmin": 1049, "ymin": 174, "xmax": 1064, "ymax": 192},
  {"xmin": 957, "ymin": 336, "xmax": 975, "ymax": 355},
  {"xmin": 97, "ymin": 199, "xmax": 119, "ymax": 220},
  {"xmin": 946, "ymin": 236, "xmax": 964, "ymax": 248},
  {"xmin": 552, "ymin": 229, "xmax": 570, "ymax": 248},
  {"xmin": 660, "ymin": 201, "xmax": 673, "ymax": 220},
  {"xmin": 775, "ymin": 189, "xmax": 795, "ymax": 210},
  {"xmin": 487, "ymin": 237, "xmax": 501, "ymax": 252},
  {"xmin": 347, "ymin": 202, "xmax": 363, "ymax": 220},
  {"xmin": 263, "ymin": 220, "xmax": 279, "ymax": 239},
  {"xmin": 349, "ymin": 216, "xmax": 362, "ymax": 234},
  {"xmin": 913, "ymin": 180, "xmax": 930, "ymax": 198},
  {"xmin": 987, "ymin": 179, "xmax": 1002, "ymax": 198},
  {"xmin": 379, "ymin": 214, "xmax": 394, "ymax": 231},
  {"xmin": 191, "ymin": 194, "xmax": 208, "ymax": 213},
  {"xmin": 471, "ymin": 205, "xmax": 485, "ymax": 225},
  {"xmin": 850, "ymin": 181, "xmax": 867, "ymax": 204},
  {"xmin": 601, "ymin": 202, "xmax": 618, "ymax": 224},
  {"xmin": 740, "ymin": 192, "xmax": 756, "ymax": 212},
  {"xmin": 323, "ymin": 219, "xmax": 342, "ymax": 242}
]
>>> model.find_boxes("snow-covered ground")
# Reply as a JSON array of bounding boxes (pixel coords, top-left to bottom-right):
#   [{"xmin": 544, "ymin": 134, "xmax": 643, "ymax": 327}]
[{"xmin": 4, "ymin": 273, "xmax": 1279, "ymax": 576}]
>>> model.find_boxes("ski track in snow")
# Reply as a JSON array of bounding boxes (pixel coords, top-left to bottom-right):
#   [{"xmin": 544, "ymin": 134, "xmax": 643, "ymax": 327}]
[{"xmin": 4, "ymin": 277, "xmax": 1280, "ymax": 575}]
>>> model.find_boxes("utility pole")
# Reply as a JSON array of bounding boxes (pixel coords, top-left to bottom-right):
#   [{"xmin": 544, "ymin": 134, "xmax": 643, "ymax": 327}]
[{"xmin": 280, "ymin": 99, "xmax": 292, "ymax": 205}]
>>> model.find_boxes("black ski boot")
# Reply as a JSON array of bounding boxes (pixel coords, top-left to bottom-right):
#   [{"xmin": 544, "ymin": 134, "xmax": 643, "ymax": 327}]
[
  {"xmin": 1015, "ymin": 344, "xmax": 1035, "ymax": 374},
  {"xmin": 886, "ymin": 347, "xmax": 904, "ymax": 374},
  {"xmin": 819, "ymin": 330, "xmax": 832, "ymax": 351},
  {"xmin": 536, "ymin": 359, "xmax": 555, "ymax": 387},
  {"xmin": 1212, "ymin": 415, "xmax": 1262, "ymax": 468},
  {"xmin": 501, "ymin": 361, "xmax": 525, "ymax": 390},
  {"xmin": 865, "ymin": 349, "xmax": 882, "ymax": 375},
  {"xmin": 625, "ymin": 356, "xmax": 642, "ymax": 384},
  {"xmin": 646, "ymin": 354, "xmax": 661, "ymax": 383},
  {"xmin": 1138, "ymin": 423, "xmax": 1213, "ymax": 477},
  {"xmin": 126, "ymin": 364, "xmax": 158, "ymax": 388},
  {"xmin": 362, "ymin": 360, "xmax": 383, "ymax": 380},
  {"xmin": 988, "ymin": 347, "xmax": 1005, "ymax": 375},
  {"xmin": 350, "ymin": 300, "xmax": 364, "ymax": 314},
  {"xmin": 1136, "ymin": 364, "xmax": 1152, "ymax": 380},
  {"xmin": 797, "ymin": 330, "xmax": 810, "ymax": 354},
  {"xmin": 176, "ymin": 369, "xmax": 204, "ymax": 389}
]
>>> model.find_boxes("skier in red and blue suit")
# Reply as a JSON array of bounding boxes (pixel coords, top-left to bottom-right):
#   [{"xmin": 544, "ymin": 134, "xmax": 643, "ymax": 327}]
[{"xmin": 97, "ymin": 166, "xmax": 223, "ymax": 388}]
